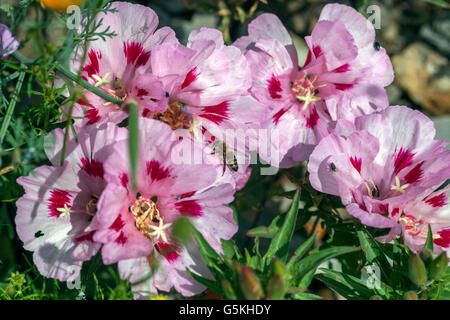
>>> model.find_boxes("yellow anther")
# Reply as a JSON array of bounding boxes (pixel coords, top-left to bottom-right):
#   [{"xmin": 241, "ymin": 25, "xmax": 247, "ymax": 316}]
[
  {"xmin": 364, "ymin": 182, "xmax": 373, "ymax": 198},
  {"xmin": 188, "ymin": 115, "xmax": 204, "ymax": 141},
  {"xmin": 93, "ymin": 72, "xmax": 111, "ymax": 87},
  {"xmin": 390, "ymin": 176, "xmax": 410, "ymax": 194}
]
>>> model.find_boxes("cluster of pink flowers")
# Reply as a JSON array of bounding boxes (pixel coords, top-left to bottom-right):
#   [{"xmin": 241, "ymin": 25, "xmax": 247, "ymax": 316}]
[{"xmin": 15, "ymin": 2, "xmax": 450, "ymax": 297}]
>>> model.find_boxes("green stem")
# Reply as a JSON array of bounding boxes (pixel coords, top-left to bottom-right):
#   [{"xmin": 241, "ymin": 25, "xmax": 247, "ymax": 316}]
[
  {"xmin": 0, "ymin": 67, "xmax": 26, "ymax": 145},
  {"xmin": 11, "ymin": 51, "xmax": 123, "ymax": 106}
]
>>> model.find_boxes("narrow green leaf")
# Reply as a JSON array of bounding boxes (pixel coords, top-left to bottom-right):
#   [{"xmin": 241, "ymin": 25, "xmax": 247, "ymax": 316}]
[
  {"xmin": 0, "ymin": 68, "xmax": 25, "ymax": 145},
  {"xmin": 287, "ymin": 234, "xmax": 316, "ymax": 271},
  {"xmin": 221, "ymin": 239, "xmax": 235, "ymax": 260},
  {"xmin": 292, "ymin": 246, "xmax": 359, "ymax": 285},
  {"xmin": 126, "ymin": 99, "xmax": 139, "ymax": 190},
  {"xmin": 291, "ymin": 292, "xmax": 322, "ymax": 300},
  {"xmin": 317, "ymin": 268, "xmax": 375, "ymax": 298},
  {"xmin": 315, "ymin": 273, "xmax": 364, "ymax": 300},
  {"xmin": 247, "ymin": 213, "xmax": 285, "ymax": 238},
  {"xmin": 422, "ymin": 0, "xmax": 449, "ymax": 7},
  {"xmin": 186, "ymin": 268, "xmax": 223, "ymax": 295},
  {"xmin": 423, "ymin": 225, "xmax": 434, "ymax": 253},
  {"xmin": 356, "ymin": 227, "xmax": 391, "ymax": 279},
  {"xmin": 298, "ymin": 268, "xmax": 316, "ymax": 289},
  {"xmin": 264, "ymin": 188, "xmax": 300, "ymax": 263},
  {"xmin": 192, "ymin": 228, "xmax": 223, "ymax": 275}
]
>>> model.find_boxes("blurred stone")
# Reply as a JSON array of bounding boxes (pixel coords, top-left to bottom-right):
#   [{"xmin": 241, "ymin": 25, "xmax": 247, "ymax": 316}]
[
  {"xmin": 286, "ymin": 1, "xmax": 303, "ymax": 12},
  {"xmin": 291, "ymin": 13, "xmax": 306, "ymax": 34},
  {"xmin": 392, "ymin": 42, "xmax": 450, "ymax": 115},
  {"xmin": 176, "ymin": 13, "xmax": 218, "ymax": 44},
  {"xmin": 372, "ymin": 0, "xmax": 405, "ymax": 54},
  {"xmin": 386, "ymin": 84, "xmax": 402, "ymax": 105},
  {"xmin": 420, "ymin": 11, "xmax": 450, "ymax": 55},
  {"xmin": 318, "ymin": 288, "xmax": 337, "ymax": 300},
  {"xmin": 432, "ymin": 116, "xmax": 450, "ymax": 145}
]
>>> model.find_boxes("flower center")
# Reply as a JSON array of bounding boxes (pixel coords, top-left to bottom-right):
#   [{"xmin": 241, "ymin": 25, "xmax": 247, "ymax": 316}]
[
  {"xmin": 364, "ymin": 178, "xmax": 379, "ymax": 198},
  {"xmin": 95, "ymin": 73, "xmax": 128, "ymax": 106},
  {"xmin": 130, "ymin": 196, "xmax": 171, "ymax": 243},
  {"xmin": 153, "ymin": 101, "xmax": 188, "ymax": 130},
  {"xmin": 85, "ymin": 194, "xmax": 99, "ymax": 216},
  {"xmin": 390, "ymin": 176, "xmax": 410, "ymax": 194},
  {"xmin": 400, "ymin": 215, "xmax": 425, "ymax": 237},
  {"xmin": 291, "ymin": 74, "xmax": 324, "ymax": 110},
  {"xmin": 56, "ymin": 193, "xmax": 99, "ymax": 217}
]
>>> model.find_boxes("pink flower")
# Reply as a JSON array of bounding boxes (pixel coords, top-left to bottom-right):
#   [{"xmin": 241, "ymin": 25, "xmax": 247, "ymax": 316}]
[
  {"xmin": 0, "ymin": 23, "xmax": 20, "ymax": 59},
  {"xmin": 70, "ymin": 2, "xmax": 178, "ymax": 126},
  {"xmin": 236, "ymin": 4, "xmax": 393, "ymax": 166},
  {"xmin": 149, "ymin": 28, "xmax": 266, "ymax": 188},
  {"xmin": 308, "ymin": 106, "xmax": 450, "ymax": 229},
  {"xmin": 15, "ymin": 123, "xmax": 127, "ymax": 281},
  {"xmin": 94, "ymin": 119, "xmax": 237, "ymax": 296},
  {"xmin": 388, "ymin": 186, "xmax": 450, "ymax": 255}
]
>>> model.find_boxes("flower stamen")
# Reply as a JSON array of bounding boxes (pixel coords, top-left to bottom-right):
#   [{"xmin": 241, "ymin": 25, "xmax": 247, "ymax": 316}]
[
  {"xmin": 390, "ymin": 176, "xmax": 410, "ymax": 194},
  {"xmin": 292, "ymin": 73, "xmax": 323, "ymax": 110},
  {"xmin": 56, "ymin": 204, "xmax": 71, "ymax": 217},
  {"xmin": 93, "ymin": 72, "xmax": 112, "ymax": 88}
]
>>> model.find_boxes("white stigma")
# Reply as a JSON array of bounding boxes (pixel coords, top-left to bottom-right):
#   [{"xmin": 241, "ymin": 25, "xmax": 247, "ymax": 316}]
[{"xmin": 148, "ymin": 219, "xmax": 172, "ymax": 243}]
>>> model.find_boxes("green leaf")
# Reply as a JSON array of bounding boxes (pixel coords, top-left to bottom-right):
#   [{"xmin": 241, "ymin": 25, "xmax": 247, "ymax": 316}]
[
  {"xmin": 316, "ymin": 268, "xmax": 375, "ymax": 299},
  {"xmin": 316, "ymin": 273, "xmax": 363, "ymax": 300},
  {"xmin": 193, "ymin": 228, "xmax": 220, "ymax": 261},
  {"xmin": 221, "ymin": 239, "xmax": 235, "ymax": 260},
  {"xmin": 191, "ymin": 228, "xmax": 223, "ymax": 276},
  {"xmin": 422, "ymin": 0, "xmax": 449, "ymax": 8},
  {"xmin": 292, "ymin": 246, "xmax": 359, "ymax": 285},
  {"xmin": 0, "ymin": 68, "xmax": 26, "ymax": 145},
  {"xmin": 287, "ymin": 234, "xmax": 316, "ymax": 271},
  {"xmin": 423, "ymin": 225, "xmax": 434, "ymax": 253},
  {"xmin": 298, "ymin": 268, "xmax": 316, "ymax": 289},
  {"xmin": 247, "ymin": 213, "xmax": 285, "ymax": 238},
  {"xmin": 229, "ymin": 204, "xmax": 239, "ymax": 226},
  {"xmin": 126, "ymin": 99, "xmax": 139, "ymax": 190},
  {"xmin": 264, "ymin": 188, "xmax": 300, "ymax": 263},
  {"xmin": 291, "ymin": 292, "xmax": 322, "ymax": 300},
  {"xmin": 186, "ymin": 268, "xmax": 223, "ymax": 295},
  {"xmin": 171, "ymin": 217, "xmax": 194, "ymax": 245},
  {"xmin": 356, "ymin": 227, "xmax": 391, "ymax": 279},
  {"xmin": 357, "ymin": 0, "xmax": 371, "ymax": 14}
]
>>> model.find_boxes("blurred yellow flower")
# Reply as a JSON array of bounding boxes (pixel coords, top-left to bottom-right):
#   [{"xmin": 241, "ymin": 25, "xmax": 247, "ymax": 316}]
[
  {"xmin": 38, "ymin": 0, "xmax": 84, "ymax": 12},
  {"xmin": 149, "ymin": 295, "xmax": 168, "ymax": 300}
]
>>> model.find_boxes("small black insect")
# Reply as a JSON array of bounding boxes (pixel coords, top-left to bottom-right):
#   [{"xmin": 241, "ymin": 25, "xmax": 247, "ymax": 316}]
[
  {"xmin": 330, "ymin": 162, "xmax": 337, "ymax": 172},
  {"xmin": 35, "ymin": 230, "xmax": 44, "ymax": 238},
  {"xmin": 314, "ymin": 89, "xmax": 320, "ymax": 95},
  {"xmin": 165, "ymin": 91, "xmax": 170, "ymax": 98},
  {"xmin": 374, "ymin": 42, "xmax": 381, "ymax": 51}
]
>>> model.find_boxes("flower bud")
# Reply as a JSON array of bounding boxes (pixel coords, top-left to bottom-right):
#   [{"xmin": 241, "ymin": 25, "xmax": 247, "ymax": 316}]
[
  {"xmin": 403, "ymin": 291, "xmax": 419, "ymax": 300},
  {"xmin": 239, "ymin": 265, "xmax": 263, "ymax": 300},
  {"xmin": 408, "ymin": 254, "xmax": 428, "ymax": 286},
  {"xmin": 232, "ymin": 260, "xmax": 242, "ymax": 274},
  {"xmin": 266, "ymin": 275, "xmax": 286, "ymax": 300},
  {"xmin": 429, "ymin": 252, "xmax": 448, "ymax": 281},
  {"xmin": 420, "ymin": 248, "xmax": 433, "ymax": 264},
  {"xmin": 39, "ymin": 0, "xmax": 84, "ymax": 12},
  {"xmin": 269, "ymin": 257, "xmax": 287, "ymax": 280},
  {"xmin": 221, "ymin": 280, "xmax": 237, "ymax": 300}
]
